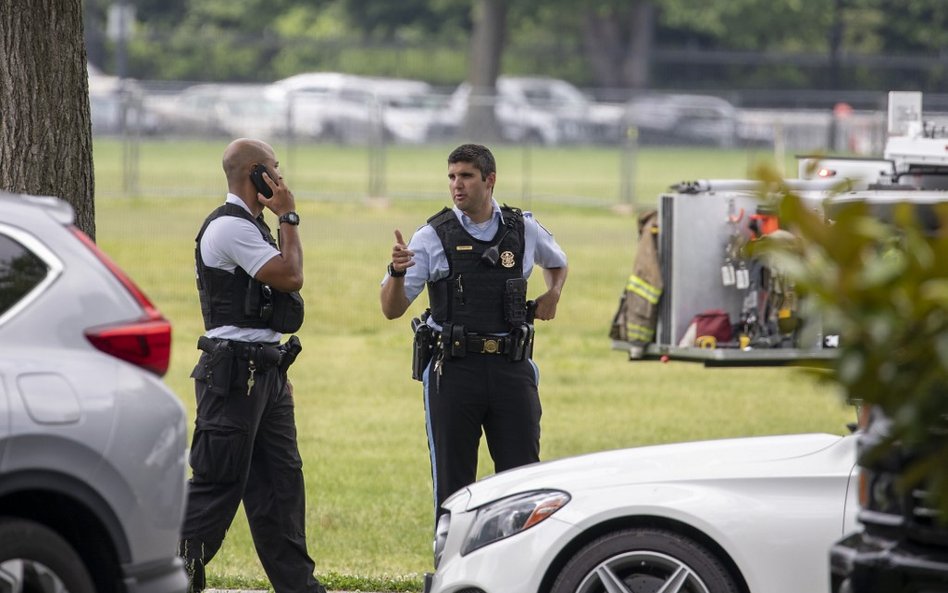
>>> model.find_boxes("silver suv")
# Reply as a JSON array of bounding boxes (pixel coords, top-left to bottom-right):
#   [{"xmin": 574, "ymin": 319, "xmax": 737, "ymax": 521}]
[
  {"xmin": 430, "ymin": 76, "xmax": 626, "ymax": 145},
  {"xmin": 266, "ymin": 72, "xmax": 441, "ymax": 144},
  {"xmin": 0, "ymin": 193, "xmax": 188, "ymax": 593}
]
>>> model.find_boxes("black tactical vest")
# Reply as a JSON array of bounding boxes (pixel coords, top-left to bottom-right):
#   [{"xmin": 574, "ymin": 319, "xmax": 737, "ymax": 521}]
[
  {"xmin": 427, "ymin": 206, "xmax": 526, "ymax": 334},
  {"xmin": 195, "ymin": 203, "xmax": 304, "ymax": 332}
]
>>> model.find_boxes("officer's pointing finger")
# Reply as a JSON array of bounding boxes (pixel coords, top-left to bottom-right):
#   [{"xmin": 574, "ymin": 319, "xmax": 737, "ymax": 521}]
[{"xmin": 394, "ymin": 229, "xmax": 406, "ymax": 247}]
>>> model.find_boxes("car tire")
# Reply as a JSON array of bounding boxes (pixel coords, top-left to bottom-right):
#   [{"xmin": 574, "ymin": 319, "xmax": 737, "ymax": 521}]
[
  {"xmin": 551, "ymin": 527, "xmax": 740, "ymax": 593},
  {"xmin": 0, "ymin": 517, "xmax": 96, "ymax": 593}
]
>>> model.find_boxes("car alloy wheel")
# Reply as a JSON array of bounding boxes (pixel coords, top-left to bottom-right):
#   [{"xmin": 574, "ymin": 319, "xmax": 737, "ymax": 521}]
[
  {"xmin": 0, "ymin": 518, "xmax": 96, "ymax": 593},
  {"xmin": 552, "ymin": 528, "xmax": 740, "ymax": 593}
]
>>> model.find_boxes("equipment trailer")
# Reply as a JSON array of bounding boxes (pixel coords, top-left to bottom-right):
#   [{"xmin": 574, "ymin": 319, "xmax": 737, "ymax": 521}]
[{"xmin": 612, "ymin": 91, "xmax": 947, "ymax": 366}]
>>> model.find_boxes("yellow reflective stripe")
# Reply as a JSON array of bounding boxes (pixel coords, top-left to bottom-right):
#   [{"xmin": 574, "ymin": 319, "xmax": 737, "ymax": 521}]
[
  {"xmin": 625, "ymin": 323, "xmax": 654, "ymax": 342},
  {"xmin": 625, "ymin": 275, "xmax": 661, "ymax": 305}
]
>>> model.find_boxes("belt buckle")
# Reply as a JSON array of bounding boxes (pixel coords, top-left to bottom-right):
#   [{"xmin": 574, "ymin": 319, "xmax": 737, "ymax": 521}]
[{"xmin": 482, "ymin": 338, "xmax": 500, "ymax": 354}]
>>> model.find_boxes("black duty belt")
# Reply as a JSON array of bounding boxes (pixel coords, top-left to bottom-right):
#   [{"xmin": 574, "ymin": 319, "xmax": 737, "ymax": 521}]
[
  {"xmin": 198, "ymin": 335, "xmax": 303, "ymax": 379},
  {"xmin": 465, "ymin": 333, "xmax": 510, "ymax": 355},
  {"xmin": 214, "ymin": 339, "xmax": 283, "ymax": 367}
]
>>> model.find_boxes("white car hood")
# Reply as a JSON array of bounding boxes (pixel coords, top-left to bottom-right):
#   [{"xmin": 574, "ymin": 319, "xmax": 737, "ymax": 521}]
[{"xmin": 459, "ymin": 432, "xmax": 854, "ymax": 510}]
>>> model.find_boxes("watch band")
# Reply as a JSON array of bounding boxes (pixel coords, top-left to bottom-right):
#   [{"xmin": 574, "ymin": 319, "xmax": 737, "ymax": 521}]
[{"xmin": 388, "ymin": 262, "xmax": 406, "ymax": 278}]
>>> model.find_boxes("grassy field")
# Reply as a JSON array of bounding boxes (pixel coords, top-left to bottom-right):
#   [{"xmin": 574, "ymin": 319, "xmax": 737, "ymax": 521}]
[{"xmin": 92, "ymin": 139, "xmax": 852, "ymax": 591}]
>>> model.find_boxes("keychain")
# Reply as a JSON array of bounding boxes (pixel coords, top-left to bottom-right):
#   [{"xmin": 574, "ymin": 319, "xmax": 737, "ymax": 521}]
[{"xmin": 246, "ymin": 360, "xmax": 256, "ymax": 396}]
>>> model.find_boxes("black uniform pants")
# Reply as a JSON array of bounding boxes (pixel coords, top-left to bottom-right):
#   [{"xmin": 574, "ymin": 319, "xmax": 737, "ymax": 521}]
[
  {"xmin": 179, "ymin": 351, "xmax": 324, "ymax": 593},
  {"xmin": 423, "ymin": 352, "xmax": 541, "ymax": 519}
]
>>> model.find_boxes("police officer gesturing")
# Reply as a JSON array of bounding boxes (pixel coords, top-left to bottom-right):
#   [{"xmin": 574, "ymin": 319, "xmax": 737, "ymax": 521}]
[
  {"xmin": 381, "ymin": 143, "xmax": 568, "ymax": 522},
  {"xmin": 179, "ymin": 138, "xmax": 327, "ymax": 593}
]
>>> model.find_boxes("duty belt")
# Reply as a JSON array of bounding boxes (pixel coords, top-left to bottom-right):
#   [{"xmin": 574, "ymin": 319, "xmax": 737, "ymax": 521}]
[
  {"xmin": 435, "ymin": 323, "xmax": 533, "ymax": 362},
  {"xmin": 199, "ymin": 336, "xmax": 302, "ymax": 373},
  {"xmin": 217, "ymin": 339, "xmax": 282, "ymax": 367},
  {"xmin": 465, "ymin": 333, "xmax": 510, "ymax": 355}
]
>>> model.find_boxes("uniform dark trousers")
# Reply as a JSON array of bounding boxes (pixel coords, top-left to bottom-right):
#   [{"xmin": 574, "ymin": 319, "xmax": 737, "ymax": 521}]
[
  {"xmin": 179, "ymin": 354, "xmax": 324, "ymax": 593},
  {"xmin": 423, "ymin": 352, "xmax": 541, "ymax": 518}
]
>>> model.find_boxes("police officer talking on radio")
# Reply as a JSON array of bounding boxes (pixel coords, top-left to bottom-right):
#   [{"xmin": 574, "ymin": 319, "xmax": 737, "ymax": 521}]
[
  {"xmin": 380, "ymin": 143, "xmax": 568, "ymax": 521},
  {"xmin": 178, "ymin": 138, "xmax": 327, "ymax": 593}
]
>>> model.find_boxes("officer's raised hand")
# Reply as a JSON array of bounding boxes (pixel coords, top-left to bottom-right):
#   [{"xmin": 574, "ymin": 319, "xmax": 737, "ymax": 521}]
[
  {"xmin": 256, "ymin": 166, "xmax": 296, "ymax": 218},
  {"xmin": 250, "ymin": 161, "xmax": 303, "ymax": 294},
  {"xmin": 380, "ymin": 229, "xmax": 415, "ymax": 319},
  {"xmin": 390, "ymin": 229, "xmax": 415, "ymax": 275}
]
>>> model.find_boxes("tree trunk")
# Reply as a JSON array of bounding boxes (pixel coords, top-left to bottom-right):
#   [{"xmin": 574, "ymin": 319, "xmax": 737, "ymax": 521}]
[
  {"xmin": 581, "ymin": 1, "xmax": 656, "ymax": 95},
  {"xmin": 582, "ymin": 11, "xmax": 624, "ymax": 89},
  {"xmin": 463, "ymin": 0, "xmax": 507, "ymax": 142},
  {"xmin": 623, "ymin": 1, "xmax": 655, "ymax": 90},
  {"xmin": 0, "ymin": 0, "xmax": 96, "ymax": 239}
]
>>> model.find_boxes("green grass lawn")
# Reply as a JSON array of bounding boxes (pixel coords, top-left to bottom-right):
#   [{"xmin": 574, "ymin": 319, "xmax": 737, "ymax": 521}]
[{"xmin": 93, "ymin": 139, "xmax": 851, "ymax": 591}]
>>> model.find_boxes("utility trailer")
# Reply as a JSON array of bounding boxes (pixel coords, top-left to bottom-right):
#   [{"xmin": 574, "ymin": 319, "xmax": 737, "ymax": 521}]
[{"xmin": 612, "ymin": 91, "xmax": 947, "ymax": 366}]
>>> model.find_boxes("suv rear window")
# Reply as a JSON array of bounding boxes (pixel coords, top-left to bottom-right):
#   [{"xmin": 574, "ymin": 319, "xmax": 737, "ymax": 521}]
[{"xmin": 0, "ymin": 234, "xmax": 48, "ymax": 314}]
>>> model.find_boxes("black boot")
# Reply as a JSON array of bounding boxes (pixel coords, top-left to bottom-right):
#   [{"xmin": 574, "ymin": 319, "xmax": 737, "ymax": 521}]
[{"xmin": 177, "ymin": 539, "xmax": 207, "ymax": 593}]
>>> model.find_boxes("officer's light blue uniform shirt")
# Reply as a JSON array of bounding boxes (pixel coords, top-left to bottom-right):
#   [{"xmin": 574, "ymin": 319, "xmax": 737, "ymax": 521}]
[{"xmin": 386, "ymin": 199, "xmax": 567, "ymax": 306}]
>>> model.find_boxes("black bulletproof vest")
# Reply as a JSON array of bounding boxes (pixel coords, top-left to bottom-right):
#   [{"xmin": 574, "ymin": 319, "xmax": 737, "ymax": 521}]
[
  {"xmin": 427, "ymin": 206, "xmax": 526, "ymax": 333},
  {"xmin": 195, "ymin": 203, "xmax": 301, "ymax": 331}
]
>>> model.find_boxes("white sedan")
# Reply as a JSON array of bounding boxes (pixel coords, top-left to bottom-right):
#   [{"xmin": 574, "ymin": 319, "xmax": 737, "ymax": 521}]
[{"xmin": 426, "ymin": 432, "xmax": 859, "ymax": 593}]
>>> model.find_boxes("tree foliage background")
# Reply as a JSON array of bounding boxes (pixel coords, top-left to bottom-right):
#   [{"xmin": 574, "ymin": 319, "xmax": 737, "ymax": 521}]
[{"xmin": 83, "ymin": 0, "xmax": 948, "ymax": 93}]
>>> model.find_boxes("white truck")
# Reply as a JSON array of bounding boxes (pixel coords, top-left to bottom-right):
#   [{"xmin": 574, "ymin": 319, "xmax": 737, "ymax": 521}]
[{"xmin": 614, "ymin": 91, "xmax": 946, "ymax": 365}]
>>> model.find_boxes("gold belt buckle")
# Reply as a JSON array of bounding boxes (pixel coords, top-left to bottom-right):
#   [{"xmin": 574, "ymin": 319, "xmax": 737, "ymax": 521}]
[{"xmin": 482, "ymin": 338, "xmax": 499, "ymax": 354}]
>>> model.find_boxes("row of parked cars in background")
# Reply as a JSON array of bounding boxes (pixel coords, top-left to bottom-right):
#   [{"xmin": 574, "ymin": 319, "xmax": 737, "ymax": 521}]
[{"xmin": 89, "ymin": 67, "xmax": 765, "ymax": 148}]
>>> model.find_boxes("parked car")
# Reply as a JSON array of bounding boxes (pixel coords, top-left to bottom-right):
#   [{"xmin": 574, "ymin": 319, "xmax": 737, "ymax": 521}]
[
  {"xmin": 426, "ymin": 430, "xmax": 859, "ymax": 593},
  {"xmin": 624, "ymin": 93, "xmax": 757, "ymax": 148},
  {"xmin": 151, "ymin": 83, "xmax": 288, "ymax": 140},
  {"xmin": 87, "ymin": 64, "xmax": 161, "ymax": 136},
  {"xmin": 362, "ymin": 77, "xmax": 445, "ymax": 144},
  {"xmin": 0, "ymin": 192, "xmax": 188, "ymax": 593},
  {"xmin": 430, "ymin": 76, "xmax": 626, "ymax": 145},
  {"xmin": 266, "ymin": 72, "xmax": 441, "ymax": 144}
]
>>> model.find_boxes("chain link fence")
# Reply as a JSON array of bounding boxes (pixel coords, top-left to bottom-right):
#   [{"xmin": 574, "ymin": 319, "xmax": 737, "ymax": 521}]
[{"xmin": 91, "ymin": 75, "xmax": 900, "ymax": 203}]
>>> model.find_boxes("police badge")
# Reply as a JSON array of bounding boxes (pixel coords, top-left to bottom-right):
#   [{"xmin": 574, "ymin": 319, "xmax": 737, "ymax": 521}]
[{"xmin": 500, "ymin": 250, "xmax": 516, "ymax": 268}]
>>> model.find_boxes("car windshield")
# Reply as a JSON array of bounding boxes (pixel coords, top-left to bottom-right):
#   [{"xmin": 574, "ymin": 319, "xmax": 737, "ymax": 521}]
[
  {"xmin": 516, "ymin": 82, "xmax": 586, "ymax": 108},
  {"xmin": 226, "ymin": 97, "xmax": 282, "ymax": 116},
  {"xmin": 381, "ymin": 93, "xmax": 436, "ymax": 109}
]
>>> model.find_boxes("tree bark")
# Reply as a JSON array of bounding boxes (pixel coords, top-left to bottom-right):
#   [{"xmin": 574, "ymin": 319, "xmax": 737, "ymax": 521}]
[
  {"xmin": 582, "ymin": 11, "xmax": 624, "ymax": 89},
  {"xmin": 463, "ymin": 0, "xmax": 507, "ymax": 142},
  {"xmin": 581, "ymin": 1, "xmax": 656, "ymax": 94},
  {"xmin": 624, "ymin": 1, "xmax": 655, "ymax": 90},
  {"xmin": 0, "ymin": 0, "xmax": 96, "ymax": 239}
]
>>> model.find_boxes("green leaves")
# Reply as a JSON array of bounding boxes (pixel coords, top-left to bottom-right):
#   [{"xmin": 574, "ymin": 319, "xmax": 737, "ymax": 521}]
[{"xmin": 757, "ymin": 164, "xmax": 948, "ymax": 512}]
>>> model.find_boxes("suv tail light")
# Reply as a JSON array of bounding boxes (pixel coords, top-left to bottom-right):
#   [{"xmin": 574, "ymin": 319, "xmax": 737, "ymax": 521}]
[{"xmin": 71, "ymin": 227, "xmax": 172, "ymax": 376}]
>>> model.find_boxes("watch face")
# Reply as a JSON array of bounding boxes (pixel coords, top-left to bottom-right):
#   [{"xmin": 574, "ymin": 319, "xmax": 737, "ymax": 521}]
[{"xmin": 281, "ymin": 212, "xmax": 300, "ymax": 225}]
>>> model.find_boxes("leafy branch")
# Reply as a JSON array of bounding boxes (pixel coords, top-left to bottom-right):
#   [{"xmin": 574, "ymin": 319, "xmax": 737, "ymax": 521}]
[{"xmin": 750, "ymin": 162, "xmax": 948, "ymax": 509}]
